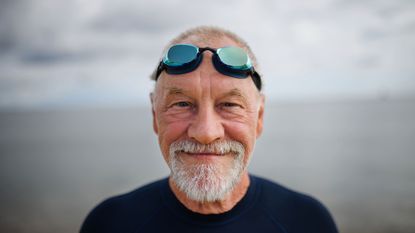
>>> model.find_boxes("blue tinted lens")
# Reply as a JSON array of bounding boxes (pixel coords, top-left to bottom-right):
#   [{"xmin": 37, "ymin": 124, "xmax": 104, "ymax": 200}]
[
  {"xmin": 217, "ymin": 47, "xmax": 252, "ymax": 70},
  {"xmin": 163, "ymin": 44, "xmax": 199, "ymax": 67}
]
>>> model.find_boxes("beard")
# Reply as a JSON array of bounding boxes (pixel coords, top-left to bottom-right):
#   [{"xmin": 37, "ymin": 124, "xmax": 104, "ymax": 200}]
[{"xmin": 168, "ymin": 139, "xmax": 247, "ymax": 202}]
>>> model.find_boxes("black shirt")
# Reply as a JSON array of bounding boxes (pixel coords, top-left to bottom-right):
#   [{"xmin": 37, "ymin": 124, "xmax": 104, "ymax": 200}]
[{"xmin": 80, "ymin": 175, "xmax": 338, "ymax": 233}]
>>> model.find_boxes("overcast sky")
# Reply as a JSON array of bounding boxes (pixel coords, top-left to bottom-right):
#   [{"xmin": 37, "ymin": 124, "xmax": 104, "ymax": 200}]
[{"xmin": 0, "ymin": 0, "xmax": 414, "ymax": 110}]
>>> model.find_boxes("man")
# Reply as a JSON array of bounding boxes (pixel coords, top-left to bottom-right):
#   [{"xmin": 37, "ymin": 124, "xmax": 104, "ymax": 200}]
[{"xmin": 80, "ymin": 26, "xmax": 338, "ymax": 233}]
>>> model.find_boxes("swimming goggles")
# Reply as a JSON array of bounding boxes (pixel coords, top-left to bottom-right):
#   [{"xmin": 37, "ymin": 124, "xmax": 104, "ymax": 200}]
[{"xmin": 155, "ymin": 44, "xmax": 262, "ymax": 90}]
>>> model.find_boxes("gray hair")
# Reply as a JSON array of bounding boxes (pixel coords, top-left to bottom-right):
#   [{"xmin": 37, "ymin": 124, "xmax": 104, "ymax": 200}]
[{"xmin": 149, "ymin": 26, "xmax": 260, "ymax": 82}]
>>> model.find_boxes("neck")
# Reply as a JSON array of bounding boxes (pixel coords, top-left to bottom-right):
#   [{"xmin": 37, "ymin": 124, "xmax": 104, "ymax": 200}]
[{"xmin": 168, "ymin": 172, "xmax": 250, "ymax": 214}]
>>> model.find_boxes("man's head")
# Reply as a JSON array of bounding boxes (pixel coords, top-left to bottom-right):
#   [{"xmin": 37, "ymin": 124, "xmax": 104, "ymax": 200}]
[{"xmin": 150, "ymin": 26, "xmax": 264, "ymax": 202}]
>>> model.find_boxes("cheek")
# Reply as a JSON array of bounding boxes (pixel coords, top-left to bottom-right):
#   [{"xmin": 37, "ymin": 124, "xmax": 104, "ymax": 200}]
[
  {"xmin": 223, "ymin": 119, "xmax": 257, "ymax": 154},
  {"xmin": 158, "ymin": 120, "xmax": 189, "ymax": 156}
]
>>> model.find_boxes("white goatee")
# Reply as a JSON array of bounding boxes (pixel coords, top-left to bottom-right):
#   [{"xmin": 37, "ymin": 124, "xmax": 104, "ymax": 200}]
[{"xmin": 168, "ymin": 140, "xmax": 246, "ymax": 202}]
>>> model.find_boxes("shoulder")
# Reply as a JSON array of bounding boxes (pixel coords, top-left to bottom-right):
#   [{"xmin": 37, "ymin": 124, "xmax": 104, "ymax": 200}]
[
  {"xmin": 252, "ymin": 175, "xmax": 338, "ymax": 233},
  {"xmin": 80, "ymin": 178, "xmax": 167, "ymax": 233}
]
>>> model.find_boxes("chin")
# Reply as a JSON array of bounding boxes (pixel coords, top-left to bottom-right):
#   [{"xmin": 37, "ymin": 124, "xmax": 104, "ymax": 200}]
[
  {"xmin": 168, "ymin": 139, "xmax": 247, "ymax": 202},
  {"xmin": 171, "ymin": 162, "xmax": 243, "ymax": 202}
]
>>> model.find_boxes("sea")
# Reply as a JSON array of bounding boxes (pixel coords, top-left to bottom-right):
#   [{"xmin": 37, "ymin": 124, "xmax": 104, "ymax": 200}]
[{"xmin": 1, "ymin": 98, "xmax": 414, "ymax": 233}]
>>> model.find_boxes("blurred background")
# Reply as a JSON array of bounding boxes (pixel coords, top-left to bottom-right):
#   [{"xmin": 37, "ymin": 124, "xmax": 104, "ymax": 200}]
[{"xmin": 0, "ymin": 0, "xmax": 414, "ymax": 232}]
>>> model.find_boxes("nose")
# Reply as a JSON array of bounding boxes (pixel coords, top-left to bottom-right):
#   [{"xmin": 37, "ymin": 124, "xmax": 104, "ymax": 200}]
[{"xmin": 188, "ymin": 104, "xmax": 224, "ymax": 144}]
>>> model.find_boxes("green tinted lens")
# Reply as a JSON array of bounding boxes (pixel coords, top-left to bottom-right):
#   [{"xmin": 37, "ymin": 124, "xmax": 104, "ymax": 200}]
[
  {"xmin": 163, "ymin": 44, "xmax": 198, "ymax": 66},
  {"xmin": 217, "ymin": 47, "xmax": 252, "ymax": 69}
]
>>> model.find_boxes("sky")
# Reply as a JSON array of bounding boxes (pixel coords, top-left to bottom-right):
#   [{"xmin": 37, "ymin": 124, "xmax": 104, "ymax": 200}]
[{"xmin": 0, "ymin": 0, "xmax": 414, "ymax": 110}]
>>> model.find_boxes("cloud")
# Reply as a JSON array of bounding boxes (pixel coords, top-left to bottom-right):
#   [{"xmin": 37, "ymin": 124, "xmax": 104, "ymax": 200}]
[{"xmin": 0, "ymin": 0, "xmax": 414, "ymax": 110}]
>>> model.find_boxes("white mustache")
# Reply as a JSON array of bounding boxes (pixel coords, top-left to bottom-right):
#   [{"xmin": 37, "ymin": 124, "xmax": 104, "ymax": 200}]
[{"xmin": 169, "ymin": 140, "xmax": 245, "ymax": 156}]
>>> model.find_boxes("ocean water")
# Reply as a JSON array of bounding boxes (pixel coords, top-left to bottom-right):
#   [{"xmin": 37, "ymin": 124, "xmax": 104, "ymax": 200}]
[{"xmin": 0, "ymin": 98, "xmax": 414, "ymax": 233}]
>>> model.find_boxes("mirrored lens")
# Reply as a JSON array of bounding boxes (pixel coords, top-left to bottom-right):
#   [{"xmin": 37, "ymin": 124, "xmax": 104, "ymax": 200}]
[
  {"xmin": 217, "ymin": 47, "xmax": 252, "ymax": 69},
  {"xmin": 164, "ymin": 44, "xmax": 198, "ymax": 66}
]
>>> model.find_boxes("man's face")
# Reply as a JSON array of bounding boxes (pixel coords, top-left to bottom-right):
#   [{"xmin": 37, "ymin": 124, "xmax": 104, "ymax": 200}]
[{"xmin": 151, "ymin": 36, "xmax": 264, "ymax": 201}]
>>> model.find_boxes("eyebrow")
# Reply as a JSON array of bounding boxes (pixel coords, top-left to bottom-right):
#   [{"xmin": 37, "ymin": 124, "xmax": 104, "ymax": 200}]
[
  {"xmin": 166, "ymin": 87, "xmax": 187, "ymax": 96},
  {"xmin": 221, "ymin": 88, "xmax": 248, "ymax": 103},
  {"xmin": 165, "ymin": 87, "xmax": 248, "ymax": 102}
]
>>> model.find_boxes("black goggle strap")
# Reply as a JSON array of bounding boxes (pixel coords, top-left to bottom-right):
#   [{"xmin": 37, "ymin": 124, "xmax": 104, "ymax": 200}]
[
  {"xmin": 251, "ymin": 70, "xmax": 262, "ymax": 91},
  {"xmin": 155, "ymin": 61, "xmax": 164, "ymax": 80}
]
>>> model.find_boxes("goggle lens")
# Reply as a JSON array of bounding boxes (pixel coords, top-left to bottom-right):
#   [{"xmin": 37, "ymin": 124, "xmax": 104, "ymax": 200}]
[
  {"xmin": 164, "ymin": 44, "xmax": 198, "ymax": 66},
  {"xmin": 217, "ymin": 47, "xmax": 251, "ymax": 69}
]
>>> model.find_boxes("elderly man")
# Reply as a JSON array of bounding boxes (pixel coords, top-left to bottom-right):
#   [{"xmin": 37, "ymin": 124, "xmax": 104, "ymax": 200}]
[{"xmin": 80, "ymin": 26, "xmax": 338, "ymax": 233}]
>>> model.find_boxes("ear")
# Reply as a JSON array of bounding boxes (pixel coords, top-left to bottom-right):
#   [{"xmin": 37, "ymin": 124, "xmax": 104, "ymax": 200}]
[
  {"xmin": 256, "ymin": 94, "xmax": 265, "ymax": 138},
  {"xmin": 150, "ymin": 92, "xmax": 158, "ymax": 134}
]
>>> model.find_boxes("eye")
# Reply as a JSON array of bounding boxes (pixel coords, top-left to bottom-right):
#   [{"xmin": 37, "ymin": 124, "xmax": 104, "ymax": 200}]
[
  {"xmin": 172, "ymin": 101, "xmax": 192, "ymax": 108},
  {"xmin": 221, "ymin": 102, "xmax": 242, "ymax": 108}
]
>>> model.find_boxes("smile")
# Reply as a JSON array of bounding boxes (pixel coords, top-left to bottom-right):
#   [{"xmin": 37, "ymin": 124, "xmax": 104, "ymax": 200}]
[{"xmin": 180, "ymin": 151, "xmax": 226, "ymax": 156}]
